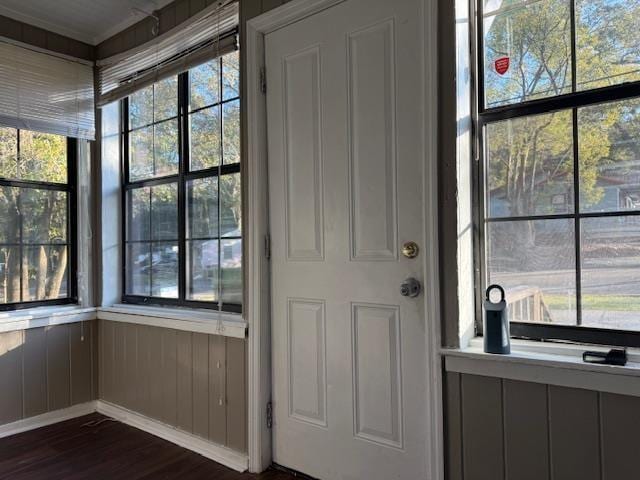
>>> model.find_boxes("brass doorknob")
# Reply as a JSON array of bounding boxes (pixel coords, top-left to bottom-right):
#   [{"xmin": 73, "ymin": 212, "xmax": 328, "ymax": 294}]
[{"xmin": 402, "ymin": 241, "xmax": 419, "ymax": 259}]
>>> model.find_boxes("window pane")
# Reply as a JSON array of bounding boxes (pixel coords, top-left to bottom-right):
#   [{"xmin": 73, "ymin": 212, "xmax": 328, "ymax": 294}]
[
  {"xmin": 126, "ymin": 242, "xmax": 151, "ymax": 296},
  {"xmin": 130, "ymin": 85, "xmax": 154, "ymax": 129},
  {"xmin": 0, "ymin": 186, "xmax": 20, "ymax": 244},
  {"xmin": 487, "ymin": 219, "xmax": 576, "ymax": 324},
  {"xmin": 151, "ymin": 183, "xmax": 178, "ymax": 241},
  {"xmin": 0, "ymin": 127, "xmax": 17, "ymax": 179},
  {"xmin": 579, "ymin": 97, "xmax": 640, "ymax": 213},
  {"xmin": 152, "ymin": 243, "xmax": 179, "ymax": 298},
  {"xmin": 129, "ymin": 126, "xmax": 154, "ymax": 181},
  {"xmin": 222, "ymin": 51, "xmax": 240, "ymax": 101},
  {"xmin": 19, "ymin": 131, "xmax": 67, "ymax": 184},
  {"xmin": 581, "ymin": 216, "xmax": 640, "ymax": 331},
  {"xmin": 154, "ymin": 120, "xmax": 179, "ymax": 177},
  {"xmin": 221, "ymin": 238, "xmax": 242, "ymax": 305},
  {"xmin": 486, "ymin": 110, "xmax": 574, "ymax": 218},
  {"xmin": 22, "ymin": 189, "xmax": 67, "ymax": 244},
  {"xmin": 187, "ymin": 239, "xmax": 219, "ymax": 301},
  {"xmin": 576, "ymin": 0, "xmax": 640, "ymax": 90},
  {"xmin": 190, "ymin": 106, "xmax": 221, "ymax": 171},
  {"xmin": 127, "ymin": 187, "xmax": 150, "ymax": 241},
  {"xmin": 221, "ymin": 173, "xmax": 241, "ymax": 237},
  {"xmin": 187, "ymin": 177, "xmax": 218, "ymax": 239},
  {"xmin": 23, "ymin": 245, "xmax": 68, "ymax": 301},
  {"xmin": 0, "ymin": 247, "xmax": 20, "ymax": 303},
  {"xmin": 154, "ymin": 76, "xmax": 178, "ymax": 122},
  {"xmin": 102, "ymin": 101, "xmax": 120, "ymax": 137},
  {"xmin": 190, "ymin": 59, "xmax": 220, "ymax": 111},
  {"xmin": 483, "ymin": 0, "xmax": 572, "ymax": 108},
  {"xmin": 223, "ymin": 100, "xmax": 240, "ymax": 165}
]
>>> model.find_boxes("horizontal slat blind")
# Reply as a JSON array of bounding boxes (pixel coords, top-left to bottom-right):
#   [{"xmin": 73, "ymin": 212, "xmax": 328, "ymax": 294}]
[
  {"xmin": 97, "ymin": 0, "xmax": 239, "ymax": 107},
  {"xmin": 0, "ymin": 41, "xmax": 95, "ymax": 140}
]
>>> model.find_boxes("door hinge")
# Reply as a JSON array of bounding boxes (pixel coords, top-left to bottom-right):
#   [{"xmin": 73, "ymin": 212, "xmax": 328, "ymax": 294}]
[
  {"xmin": 266, "ymin": 401, "xmax": 273, "ymax": 429},
  {"xmin": 264, "ymin": 233, "xmax": 271, "ymax": 260},
  {"xmin": 259, "ymin": 66, "xmax": 267, "ymax": 94}
]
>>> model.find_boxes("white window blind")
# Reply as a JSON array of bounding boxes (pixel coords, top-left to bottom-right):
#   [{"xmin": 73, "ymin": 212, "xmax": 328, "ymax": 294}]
[
  {"xmin": 97, "ymin": 0, "xmax": 239, "ymax": 107},
  {"xmin": 0, "ymin": 40, "xmax": 95, "ymax": 140}
]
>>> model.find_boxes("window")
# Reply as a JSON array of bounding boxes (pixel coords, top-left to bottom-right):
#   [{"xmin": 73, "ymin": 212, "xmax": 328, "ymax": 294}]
[
  {"xmin": 0, "ymin": 128, "xmax": 76, "ymax": 310},
  {"xmin": 476, "ymin": 0, "xmax": 640, "ymax": 346},
  {"xmin": 122, "ymin": 50, "xmax": 241, "ymax": 313}
]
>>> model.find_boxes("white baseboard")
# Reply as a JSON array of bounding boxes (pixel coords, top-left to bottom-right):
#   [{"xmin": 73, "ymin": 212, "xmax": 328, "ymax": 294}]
[
  {"xmin": 96, "ymin": 400, "xmax": 248, "ymax": 473},
  {"xmin": 0, "ymin": 401, "xmax": 98, "ymax": 439}
]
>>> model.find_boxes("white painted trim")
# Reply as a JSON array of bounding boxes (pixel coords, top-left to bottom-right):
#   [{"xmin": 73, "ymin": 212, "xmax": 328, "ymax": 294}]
[
  {"xmin": 245, "ymin": 0, "xmax": 443, "ymax": 476},
  {"xmin": 0, "ymin": 401, "xmax": 97, "ymax": 439},
  {"xmin": 421, "ymin": 0, "xmax": 444, "ymax": 478},
  {"xmin": 444, "ymin": 342, "xmax": 640, "ymax": 398},
  {"xmin": 0, "ymin": 306, "xmax": 97, "ymax": 334},
  {"xmin": 97, "ymin": 305, "xmax": 247, "ymax": 338},
  {"xmin": 96, "ymin": 400, "xmax": 248, "ymax": 473}
]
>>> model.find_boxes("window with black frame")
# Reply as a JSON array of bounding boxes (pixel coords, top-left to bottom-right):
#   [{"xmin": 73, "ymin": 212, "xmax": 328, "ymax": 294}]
[
  {"xmin": 477, "ymin": 0, "xmax": 640, "ymax": 346},
  {"xmin": 122, "ymin": 50, "xmax": 241, "ymax": 313},
  {"xmin": 0, "ymin": 128, "xmax": 76, "ymax": 310}
]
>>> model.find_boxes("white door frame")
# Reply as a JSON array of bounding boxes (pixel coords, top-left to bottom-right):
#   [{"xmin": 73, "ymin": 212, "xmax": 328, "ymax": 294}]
[{"xmin": 245, "ymin": 0, "xmax": 443, "ymax": 476}]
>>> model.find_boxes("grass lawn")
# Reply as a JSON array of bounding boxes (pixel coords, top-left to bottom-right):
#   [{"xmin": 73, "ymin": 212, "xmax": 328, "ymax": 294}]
[{"xmin": 544, "ymin": 294, "xmax": 640, "ymax": 311}]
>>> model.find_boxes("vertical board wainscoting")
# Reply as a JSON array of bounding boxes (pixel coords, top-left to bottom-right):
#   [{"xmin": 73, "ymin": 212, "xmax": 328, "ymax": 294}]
[
  {"xmin": 99, "ymin": 320, "xmax": 247, "ymax": 453},
  {"xmin": 0, "ymin": 321, "xmax": 98, "ymax": 427},
  {"xmin": 444, "ymin": 371, "xmax": 640, "ymax": 480}
]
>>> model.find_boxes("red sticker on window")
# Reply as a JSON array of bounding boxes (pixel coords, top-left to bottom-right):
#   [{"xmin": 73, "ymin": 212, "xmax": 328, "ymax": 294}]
[{"xmin": 495, "ymin": 57, "xmax": 510, "ymax": 75}]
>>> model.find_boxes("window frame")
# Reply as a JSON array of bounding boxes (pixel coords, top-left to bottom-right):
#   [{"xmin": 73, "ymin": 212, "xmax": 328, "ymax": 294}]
[
  {"xmin": 472, "ymin": 0, "xmax": 640, "ymax": 347},
  {"xmin": 0, "ymin": 134, "xmax": 78, "ymax": 312},
  {"xmin": 120, "ymin": 54, "xmax": 242, "ymax": 314}
]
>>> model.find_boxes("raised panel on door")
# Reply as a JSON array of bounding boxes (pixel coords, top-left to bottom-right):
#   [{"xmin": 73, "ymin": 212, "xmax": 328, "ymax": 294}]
[
  {"xmin": 283, "ymin": 46, "xmax": 324, "ymax": 261},
  {"xmin": 351, "ymin": 303, "xmax": 402, "ymax": 448},
  {"xmin": 288, "ymin": 298, "xmax": 327, "ymax": 427},
  {"xmin": 348, "ymin": 19, "xmax": 397, "ymax": 261}
]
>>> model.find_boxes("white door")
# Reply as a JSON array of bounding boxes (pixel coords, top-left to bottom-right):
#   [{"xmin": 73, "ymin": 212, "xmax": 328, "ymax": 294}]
[{"xmin": 266, "ymin": 0, "xmax": 429, "ymax": 478}]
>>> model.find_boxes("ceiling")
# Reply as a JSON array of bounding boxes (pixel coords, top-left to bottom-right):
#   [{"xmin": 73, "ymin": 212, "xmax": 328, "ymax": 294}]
[{"xmin": 0, "ymin": 0, "xmax": 174, "ymax": 45}]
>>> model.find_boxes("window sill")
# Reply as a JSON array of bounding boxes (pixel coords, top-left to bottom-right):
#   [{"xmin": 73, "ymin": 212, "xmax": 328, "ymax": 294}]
[
  {"xmin": 443, "ymin": 337, "xmax": 640, "ymax": 398},
  {"xmin": 97, "ymin": 304, "xmax": 247, "ymax": 339},
  {"xmin": 0, "ymin": 305, "xmax": 97, "ymax": 334}
]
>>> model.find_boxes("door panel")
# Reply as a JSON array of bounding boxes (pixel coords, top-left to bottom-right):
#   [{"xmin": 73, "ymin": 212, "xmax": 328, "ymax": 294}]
[{"xmin": 267, "ymin": 0, "xmax": 428, "ymax": 478}]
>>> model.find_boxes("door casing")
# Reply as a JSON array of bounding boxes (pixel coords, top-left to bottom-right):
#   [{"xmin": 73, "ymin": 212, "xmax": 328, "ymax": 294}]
[{"xmin": 244, "ymin": 0, "xmax": 443, "ymax": 477}]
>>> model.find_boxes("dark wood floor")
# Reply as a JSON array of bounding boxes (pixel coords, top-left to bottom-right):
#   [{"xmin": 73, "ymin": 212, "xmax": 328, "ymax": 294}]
[{"xmin": 0, "ymin": 413, "xmax": 298, "ymax": 480}]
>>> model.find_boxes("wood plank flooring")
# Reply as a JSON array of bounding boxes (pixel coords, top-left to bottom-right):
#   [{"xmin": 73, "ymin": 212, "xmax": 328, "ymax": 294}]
[{"xmin": 0, "ymin": 414, "xmax": 298, "ymax": 480}]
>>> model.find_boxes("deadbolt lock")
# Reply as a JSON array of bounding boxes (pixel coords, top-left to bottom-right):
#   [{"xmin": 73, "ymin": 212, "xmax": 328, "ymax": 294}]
[{"xmin": 402, "ymin": 241, "xmax": 419, "ymax": 259}]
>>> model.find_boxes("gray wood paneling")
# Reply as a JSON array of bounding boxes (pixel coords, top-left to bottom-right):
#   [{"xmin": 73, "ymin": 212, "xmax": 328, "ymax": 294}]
[
  {"xmin": 0, "ymin": 14, "xmax": 94, "ymax": 60},
  {"xmin": 600, "ymin": 392, "xmax": 640, "ymax": 479},
  {"xmin": 99, "ymin": 321, "xmax": 247, "ymax": 453},
  {"xmin": 192, "ymin": 332, "xmax": 210, "ymax": 439},
  {"xmin": 0, "ymin": 322, "xmax": 97, "ymax": 428},
  {"xmin": 461, "ymin": 374, "xmax": 504, "ymax": 480},
  {"xmin": 445, "ymin": 372, "xmax": 640, "ymax": 480},
  {"xmin": 503, "ymin": 380, "xmax": 549, "ymax": 480},
  {"xmin": 226, "ymin": 337, "xmax": 246, "ymax": 452},
  {"xmin": 176, "ymin": 331, "xmax": 194, "ymax": 432},
  {"xmin": 209, "ymin": 335, "xmax": 226, "ymax": 445},
  {"xmin": 46, "ymin": 325, "xmax": 71, "ymax": 411},
  {"xmin": 0, "ymin": 331, "xmax": 23, "ymax": 425},
  {"xmin": 69, "ymin": 322, "xmax": 94, "ymax": 404},
  {"xmin": 23, "ymin": 327, "xmax": 48, "ymax": 418},
  {"xmin": 549, "ymin": 386, "xmax": 600, "ymax": 480},
  {"xmin": 444, "ymin": 371, "xmax": 463, "ymax": 480}
]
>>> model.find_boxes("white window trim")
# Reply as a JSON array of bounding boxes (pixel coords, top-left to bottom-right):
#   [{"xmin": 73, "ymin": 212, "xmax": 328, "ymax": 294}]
[
  {"xmin": 0, "ymin": 306, "xmax": 97, "ymax": 334},
  {"xmin": 97, "ymin": 304, "xmax": 246, "ymax": 338},
  {"xmin": 444, "ymin": 337, "xmax": 640, "ymax": 398}
]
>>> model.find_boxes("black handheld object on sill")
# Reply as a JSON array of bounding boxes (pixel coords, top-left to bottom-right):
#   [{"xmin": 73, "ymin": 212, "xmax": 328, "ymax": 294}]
[
  {"xmin": 582, "ymin": 349, "xmax": 627, "ymax": 366},
  {"xmin": 484, "ymin": 284, "xmax": 511, "ymax": 355}
]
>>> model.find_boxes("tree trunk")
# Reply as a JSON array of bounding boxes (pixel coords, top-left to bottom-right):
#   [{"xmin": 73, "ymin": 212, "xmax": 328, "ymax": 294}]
[
  {"xmin": 47, "ymin": 247, "xmax": 67, "ymax": 299},
  {"xmin": 36, "ymin": 246, "xmax": 48, "ymax": 299}
]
